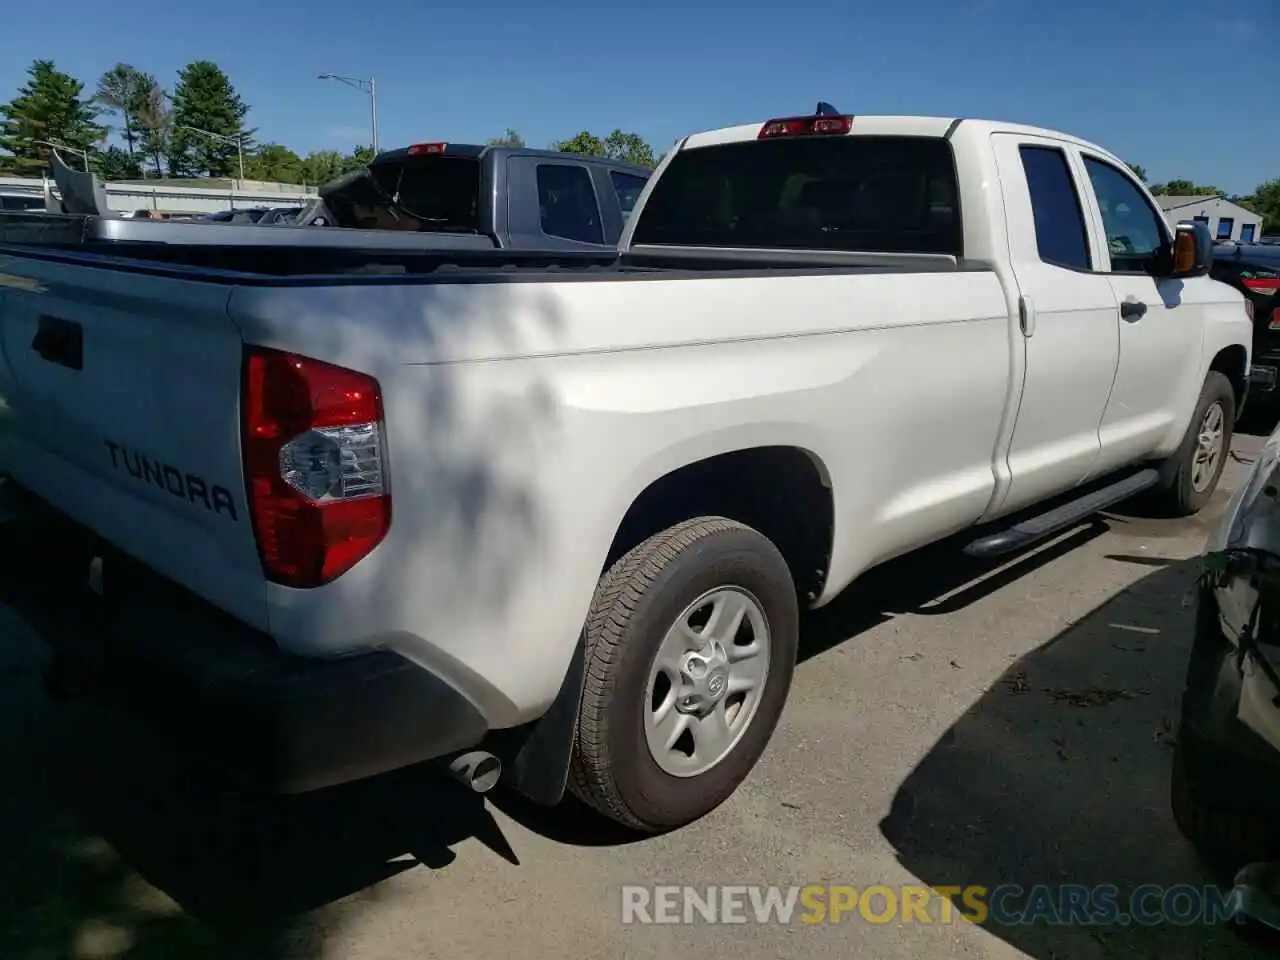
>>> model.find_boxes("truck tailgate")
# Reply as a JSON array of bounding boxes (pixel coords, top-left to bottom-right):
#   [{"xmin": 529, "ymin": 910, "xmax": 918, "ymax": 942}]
[{"xmin": 0, "ymin": 255, "xmax": 268, "ymax": 629}]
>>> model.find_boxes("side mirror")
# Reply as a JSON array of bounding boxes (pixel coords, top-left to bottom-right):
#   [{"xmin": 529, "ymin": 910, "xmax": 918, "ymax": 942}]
[{"xmin": 1170, "ymin": 220, "xmax": 1213, "ymax": 278}]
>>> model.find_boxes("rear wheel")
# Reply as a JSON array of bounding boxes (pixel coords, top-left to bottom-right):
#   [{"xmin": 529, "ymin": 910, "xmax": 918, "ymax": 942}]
[
  {"xmin": 568, "ymin": 517, "xmax": 798, "ymax": 833},
  {"xmin": 1147, "ymin": 372, "xmax": 1235, "ymax": 517}
]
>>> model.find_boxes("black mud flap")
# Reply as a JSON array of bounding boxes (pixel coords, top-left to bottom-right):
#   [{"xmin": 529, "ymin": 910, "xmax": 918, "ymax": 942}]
[{"xmin": 506, "ymin": 634, "xmax": 587, "ymax": 806}]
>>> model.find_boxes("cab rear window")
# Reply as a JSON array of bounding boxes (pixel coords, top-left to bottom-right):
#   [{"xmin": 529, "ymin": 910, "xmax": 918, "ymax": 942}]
[
  {"xmin": 321, "ymin": 155, "xmax": 482, "ymax": 233},
  {"xmin": 630, "ymin": 135, "xmax": 961, "ymax": 256}
]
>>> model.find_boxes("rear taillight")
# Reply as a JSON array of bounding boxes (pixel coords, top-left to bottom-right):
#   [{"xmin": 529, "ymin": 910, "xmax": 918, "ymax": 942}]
[
  {"xmin": 241, "ymin": 346, "xmax": 391, "ymax": 588},
  {"xmin": 407, "ymin": 142, "xmax": 447, "ymax": 155}
]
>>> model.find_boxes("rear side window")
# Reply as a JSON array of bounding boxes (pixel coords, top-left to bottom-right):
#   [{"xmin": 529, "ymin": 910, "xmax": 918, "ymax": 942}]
[
  {"xmin": 537, "ymin": 164, "xmax": 604, "ymax": 244},
  {"xmin": 630, "ymin": 135, "xmax": 961, "ymax": 255},
  {"xmin": 610, "ymin": 171, "xmax": 648, "ymax": 218},
  {"xmin": 1019, "ymin": 146, "xmax": 1091, "ymax": 271}
]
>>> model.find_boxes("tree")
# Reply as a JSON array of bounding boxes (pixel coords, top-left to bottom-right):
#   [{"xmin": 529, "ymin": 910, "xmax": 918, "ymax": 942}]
[
  {"xmin": 341, "ymin": 145, "xmax": 374, "ymax": 173},
  {"xmin": 245, "ymin": 143, "xmax": 303, "ymax": 183},
  {"xmin": 552, "ymin": 131, "xmax": 606, "ymax": 157},
  {"xmin": 301, "ymin": 149, "xmax": 346, "ymax": 185},
  {"xmin": 1149, "ymin": 178, "xmax": 1221, "ymax": 197},
  {"xmin": 1243, "ymin": 179, "xmax": 1280, "ymax": 234},
  {"xmin": 95, "ymin": 144, "xmax": 142, "ymax": 180},
  {"xmin": 552, "ymin": 129, "xmax": 656, "ymax": 167},
  {"xmin": 1127, "ymin": 163, "xmax": 1147, "ymax": 182},
  {"xmin": 167, "ymin": 61, "xmax": 253, "ymax": 177},
  {"xmin": 487, "ymin": 128, "xmax": 525, "ymax": 148},
  {"xmin": 95, "ymin": 64, "xmax": 150, "ymax": 161},
  {"xmin": 134, "ymin": 81, "xmax": 171, "ymax": 178},
  {"xmin": 0, "ymin": 59, "xmax": 104, "ymax": 176}
]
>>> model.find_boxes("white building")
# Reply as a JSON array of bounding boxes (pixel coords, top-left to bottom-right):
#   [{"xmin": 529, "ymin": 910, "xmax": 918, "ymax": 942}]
[{"xmin": 1156, "ymin": 194, "xmax": 1263, "ymax": 244}]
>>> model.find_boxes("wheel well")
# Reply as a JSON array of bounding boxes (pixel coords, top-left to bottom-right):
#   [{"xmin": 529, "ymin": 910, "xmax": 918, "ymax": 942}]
[
  {"xmin": 604, "ymin": 446, "xmax": 834, "ymax": 602},
  {"xmin": 1210, "ymin": 344, "xmax": 1248, "ymax": 414}
]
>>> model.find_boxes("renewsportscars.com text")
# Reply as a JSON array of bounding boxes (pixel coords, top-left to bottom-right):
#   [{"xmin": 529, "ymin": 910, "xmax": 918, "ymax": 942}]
[{"xmin": 620, "ymin": 884, "xmax": 1241, "ymax": 926}]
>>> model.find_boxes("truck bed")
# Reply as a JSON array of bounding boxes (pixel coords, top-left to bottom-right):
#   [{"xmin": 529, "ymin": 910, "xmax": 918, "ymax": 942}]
[
  {"xmin": 0, "ymin": 212, "xmax": 971, "ymax": 282},
  {"xmin": 0, "ymin": 210, "xmax": 500, "ymax": 253}
]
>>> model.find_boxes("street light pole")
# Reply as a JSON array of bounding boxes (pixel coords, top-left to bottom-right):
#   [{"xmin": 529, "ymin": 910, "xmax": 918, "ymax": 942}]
[
  {"xmin": 317, "ymin": 73, "xmax": 380, "ymax": 155},
  {"xmin": 177, "ymin": 124, "xmax": 246, "ymax": 181},
  {"xmin": 32, "ymin": 138, "xmax": 89, "ymax": 171}
]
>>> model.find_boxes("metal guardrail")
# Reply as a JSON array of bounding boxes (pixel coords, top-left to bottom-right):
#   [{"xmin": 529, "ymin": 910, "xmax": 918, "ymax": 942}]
[{"xmin": 0, "ymin": 175, "xmax": 317, "ymax": 215}]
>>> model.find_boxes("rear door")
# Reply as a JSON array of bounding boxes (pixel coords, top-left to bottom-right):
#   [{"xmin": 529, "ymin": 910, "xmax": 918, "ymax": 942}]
[
  {"xmin": 0, "ymin": 256, "xmax": 268, "ymax": 628},
  {"xmin": 989, "ymin": 133, "xmax": 1121, "ymax": 515}
]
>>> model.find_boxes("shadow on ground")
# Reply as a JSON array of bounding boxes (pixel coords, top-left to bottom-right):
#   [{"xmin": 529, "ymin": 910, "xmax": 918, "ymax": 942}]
[
  {"xmin": 0, "ymin": 640, "xmax": 525, "ymax": 959},
  {"xmin": 0, "ymin": 469, "xmax": 1243, "ymax": 957},
  {"xmin": 878, "ymin": 557, "xmax": 1280, "ymax": 958}
]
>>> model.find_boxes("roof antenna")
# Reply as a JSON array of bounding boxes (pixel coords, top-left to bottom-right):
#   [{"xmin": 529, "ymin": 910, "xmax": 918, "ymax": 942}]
[{"xmin": 814, "ymin": 101, "xmax": 840, "ymax": 116}]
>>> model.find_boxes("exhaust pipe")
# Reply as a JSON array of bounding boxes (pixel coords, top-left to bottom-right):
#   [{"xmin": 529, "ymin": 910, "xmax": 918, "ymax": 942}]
[{"xmin": 447, "ymin": 751, "xmax": 503, "ymax": 793}]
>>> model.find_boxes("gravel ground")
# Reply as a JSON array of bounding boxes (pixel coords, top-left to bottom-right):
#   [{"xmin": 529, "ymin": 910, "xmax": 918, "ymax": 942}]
[{"xmin": 0, "ymin": 420, "xmax": 1276, "ymax": 960}]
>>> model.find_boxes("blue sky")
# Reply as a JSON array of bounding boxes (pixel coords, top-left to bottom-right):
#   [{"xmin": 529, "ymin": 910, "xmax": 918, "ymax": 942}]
[{"xmin": 3, "ymin": 0, "xmax": 1276, "ymax": 194}]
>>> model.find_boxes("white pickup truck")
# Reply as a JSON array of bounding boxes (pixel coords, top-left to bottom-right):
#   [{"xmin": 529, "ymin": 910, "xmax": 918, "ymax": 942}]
[{"xmin": 0, "ymin": 106, "xmax": 1254, "ymax": 833}]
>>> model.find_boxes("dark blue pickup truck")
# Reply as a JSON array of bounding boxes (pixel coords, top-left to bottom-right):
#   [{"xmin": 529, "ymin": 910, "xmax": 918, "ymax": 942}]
[
  {"xmin": 298, "ymin": 141, "xmax": 652, "ymax": 250},
  {"xmin": 0, "ymin": 142, "xmax": 651, "ymax": 254}
]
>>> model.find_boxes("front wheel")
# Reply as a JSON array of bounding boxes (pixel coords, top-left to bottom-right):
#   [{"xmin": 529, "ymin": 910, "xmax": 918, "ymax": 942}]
[
  {"xmin": 1147, "ymin": 372, "xmax": 1236, "ymax": 517},
  {"xmin": 568, "ymin": 517, "xmax": 799, "ymax": 833}
]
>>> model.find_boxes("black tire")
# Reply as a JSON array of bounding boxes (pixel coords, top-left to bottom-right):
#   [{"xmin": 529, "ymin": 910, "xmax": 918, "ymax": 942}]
[
  {"xmin": 1147, "ymin": 371, "xmax": 1235, "ymax": 517},
  {"xmin": 568, "ymin": 517, "xmax": 798, "ymax": 833},
  {"xmin": 1170, "ymin": 732, "xmax": 1280, "ymax": 873}
]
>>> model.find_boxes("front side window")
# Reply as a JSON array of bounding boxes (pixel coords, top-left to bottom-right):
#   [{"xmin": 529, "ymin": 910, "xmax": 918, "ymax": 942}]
[
  {"xmin": 610, "ymin": 171, "xmax": 648, "ymax": 218},
  {"xmin": 1082, "ymin": 157, "xmax": 1167, "ymax": 273}
]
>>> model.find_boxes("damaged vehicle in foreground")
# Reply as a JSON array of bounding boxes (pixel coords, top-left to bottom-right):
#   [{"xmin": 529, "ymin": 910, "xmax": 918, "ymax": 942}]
[{"xmin": 1175, "ymin": 420, "xmax": 1280, "ymax": 926}]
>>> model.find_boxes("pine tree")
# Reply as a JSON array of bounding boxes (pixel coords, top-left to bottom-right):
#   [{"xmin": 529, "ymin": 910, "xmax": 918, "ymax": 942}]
[
  {"xmin": 135, "ymin": 82, "xmax": 171, "ymax": 178},
  {"xmin": 167, "ymin": 61, "xmax": 253, "ymax": 177},
  {"xmin": 0, "ymin": 59, "xmax": 104, "ymax": 176},
  {"xmin": 95, "ymin": 64, "xmax": 152, "ymax": 162}
]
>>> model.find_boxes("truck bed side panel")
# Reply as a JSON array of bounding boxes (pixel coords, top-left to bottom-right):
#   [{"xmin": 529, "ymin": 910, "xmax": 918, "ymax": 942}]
[
  {"xmin": 0, "ymin": 256, "xmax": 267, "ymax": 629},
  {"xmin": 228, "ymin": 269, "xmax": 1012, "ymax": 724}
]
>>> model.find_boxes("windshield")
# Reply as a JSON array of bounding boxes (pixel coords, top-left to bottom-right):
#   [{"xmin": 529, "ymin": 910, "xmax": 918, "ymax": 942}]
[
  {"xmin": 320, "ymin": 155, "xmax": 482, "ymax": 233},
  {"xmin": 631, "ymin": 135, "xmax": 961, "ymax": 256}
]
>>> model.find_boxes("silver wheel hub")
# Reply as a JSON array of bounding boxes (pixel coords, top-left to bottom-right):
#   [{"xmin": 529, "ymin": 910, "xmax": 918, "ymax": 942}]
[
  {"xmin": 1191, "ymin": 401, "xmax": 1225, "ymax": 493},
  {"xmin": 676, "ymin": 640, "xmax": 731, "ymax": 715},
  {"xmin": 644, "ymin": 587, "xmax": 771, "ymax": 779}
]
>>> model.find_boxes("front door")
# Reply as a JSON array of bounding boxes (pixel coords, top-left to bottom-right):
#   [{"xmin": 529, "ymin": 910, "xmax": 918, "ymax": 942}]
[
  {"xmin": 988, "ymin": 133, "xmax": 1121, "ymax": 517},
  {"xmin": 1074, "ymin": 155, "xmax": 1207, "ymax": 474}
]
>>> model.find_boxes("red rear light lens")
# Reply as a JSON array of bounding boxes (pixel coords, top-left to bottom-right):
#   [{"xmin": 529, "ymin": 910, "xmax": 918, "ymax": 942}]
[
  {"xmin": 407, "ymin": 142, "xmax": 447, "ymax": 155},
  {"xmin": 758, "ymin": 115, "xmax": 853, "ymax": 139},
  {"xmin": 242, "ymin": 347, "xmax": 391, "ymax": 588},
  {"xmin": 1243, "ymin": 278, "xmax": 1280, "ymax": 293}
]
